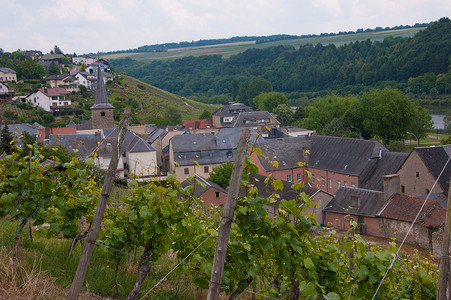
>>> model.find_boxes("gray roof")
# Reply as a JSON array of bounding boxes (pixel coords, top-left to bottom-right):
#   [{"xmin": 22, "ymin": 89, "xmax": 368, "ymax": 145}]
[
  {"xmin": 323, "ymin": 187, "xmax": 385, "ymax": 217},
  {"xmin": 212, "ymin": 103, "xmax": 252, "ymax": 118},
  {"xmin": 255, "ymin": 137, "xmax": 308, "ymax": 171},
  {"xmin": 91, "ymin": 66, "xmax": 114, "ymax": 110},
  {"xmin": 414, "ymin": 145, "xmax": 451, "ymax": 196},
  {"xmin": 103, "ymin": 128, "xmax": 155, "ymax": 154},
  {"xmin": 181, "ymin": 174, "xmax": 227, "ymax": 198},
  {"xmin": 49, "ymin": 133, "xmax": 101, "ymax": 158},
  {"xmin": 0, "ymin": 67, "xmax": 16, "ymax": 73},
  {"xmin": 308, "ymin": 136, "xmax": 388, "ymax": 176},
  {"xmin": 359, "ymin": 151, "xmax": 409, "ymax": 191},
  {"xmin": 232, "ymin": 111, "xmax": 280, "ymax": 127},
  {"xmin": 45, "ymin": 74, "xmax": 71, "ymax": 81},
  {"xmin": 1, "ymin": 123, "xmax": 38, "ymax": 147}
]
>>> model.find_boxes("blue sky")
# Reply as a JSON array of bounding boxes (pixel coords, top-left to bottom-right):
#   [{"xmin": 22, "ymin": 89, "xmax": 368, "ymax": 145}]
[{"xmin": 1, "ymin": 0, "xmax": 450, "ymax": 55}]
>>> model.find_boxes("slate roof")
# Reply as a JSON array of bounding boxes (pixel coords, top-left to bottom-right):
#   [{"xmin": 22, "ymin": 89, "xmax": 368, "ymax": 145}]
[
  {"xmin": 359, "ymin": 151, "xmax": 409, "ymax": 191},
  {"xmin": 2, "ymin": 123, "xmax": 39, "ymax": 147},
  {"xmin": 49, "ymin": 133, "xmax": 101, "ymax": 158},
  {"xmin": 323, "ymin": 187, "xmax": 385, "ymax": 217},
  {"xmin": 415, "ymin": 145, "xmax": 451, "ymax": 196},
  {"xmin": 212, "ymin": 103, "xmax": 252, "ymax": 118},
  {"xmin": 181, "ymin": 174, "xmax": 227, "ymax": 198},
  {"xmin": 255, "ymin": 137, "xmax": 308, "ymax": 171},
  {"xmin": 378, "ymin": 193, "xmax": 445, "ymax": 228},
  {"xmin": 232, "ymin": 111, "xmax": 280, "ymax": 127},
  {"xmin": 240, "ymin": 173, "xmax": 319, "ymax": 201},
  {"xmin": 91, "ymin": 66, "xmax": 114, "ymax": 110},
  {"xmin": 308, "ymin": 135, "xmax": 388, "ymax": 176},
  {"xmin": 0, "ymin": 67, "xmax": 16, "ymax": 73},
  {"xmin": 103, "ymin": 128, "xmax": 155, "ymax": 154}
]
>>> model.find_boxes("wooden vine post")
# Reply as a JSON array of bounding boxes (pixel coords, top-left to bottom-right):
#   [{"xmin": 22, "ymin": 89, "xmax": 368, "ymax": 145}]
[
  {"xmin": 67, "ymin": 108, "xmax": 131, "ymax": 300},
  {"xmin": 207, "ymin": 128, "xmax": 251, "ymax": 300},
  {"xmin": 437, "ymin": 175, "xmax": 451, "ymax": 300}
]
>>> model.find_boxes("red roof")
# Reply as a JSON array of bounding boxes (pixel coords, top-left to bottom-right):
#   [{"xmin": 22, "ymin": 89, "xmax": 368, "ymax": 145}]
[
  {"xmin": 38, "ymin": 88, "xmax": 69, "ymax": 96},
  {"xmin": 182, "ymin": 119, "xmax": 213, "ymax": 130},
  {"xmin": 37, "ymin": 127, "xmax": 77, "ymax": 141},
  {"xmin": 379, "ymin": 193, "xmax": 445, "ymax": 228}
]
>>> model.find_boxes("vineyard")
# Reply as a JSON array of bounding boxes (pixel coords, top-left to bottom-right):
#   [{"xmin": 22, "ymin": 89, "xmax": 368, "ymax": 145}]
[{"xmin": 0, "ymin": 134, "xmax": 439, "ymax": 299}]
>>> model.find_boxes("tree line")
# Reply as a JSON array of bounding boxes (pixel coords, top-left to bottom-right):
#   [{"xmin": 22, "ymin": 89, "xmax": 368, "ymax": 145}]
[{"xmin": 110, "ymin": 18, "xmax": 451, "ymax": 101}]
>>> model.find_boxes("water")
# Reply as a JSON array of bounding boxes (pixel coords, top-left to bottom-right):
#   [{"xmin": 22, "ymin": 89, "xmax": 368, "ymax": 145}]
[{"xmin": 431, "ymin": 114, "xmax": 444, "ymax": 129}]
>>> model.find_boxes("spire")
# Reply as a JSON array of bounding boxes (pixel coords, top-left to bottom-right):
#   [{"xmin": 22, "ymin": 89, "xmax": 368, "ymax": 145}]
[{"xmin": 91, "ymin": 64, "xmax": 114, "ymax": 109}]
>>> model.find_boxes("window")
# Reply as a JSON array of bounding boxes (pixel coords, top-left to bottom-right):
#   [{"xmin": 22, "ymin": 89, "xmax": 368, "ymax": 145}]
[
  {"xmin": 226, "ymin": 151, "xmax": 233, "ymax": 158},
  {"xmin": 287, "ymin": 175, "xmax": 292, "ymax": 182},
  {"xmin": 337, "ymin": 180, "xmax": 341, "ymax": 188},
  {"xmin": 311, "ymin": 174, "xmax": 315, "ymax": 184},
  {"xmin": 123, "ymin": 163, "xmax": 128, "ymax": 170},
  {"xmin": 350, "ymin": 195, "xmax": 360, "ymax": 208},
  {"xmin": 122, "ymin": 151, "xmax": 126, "ymax": 157},
  {"xmin": 416, "ymin": 172, "xmax": 419, "ymax": 178},
  {"xmin": 52, "ymin": 102, "xmax": 57, "ymax": 106},
  {"xmin": 215, "ymin": 191, "xmax": 220, "ymax": 198},
  {"xmin": 101, "ymin": 111, "xmax": 106, "ymax": 117},
  {"xmin": 297, "ymin": 173, "xmax": 302, "ymax": 181},
  {"xmin": 328, "ymin": 178, "xmax": 332, "ymax": 189},
  {"xmin": 401, "ymin": 185, "xmax": 405, "ymax": 193},
  {"xmin": 351, "ymin": 182, "xmax": 355, "ymax": 188},
  {"xmin": 184, "ymin": 168, "xmax": 189, "ymax": 175},
  {"xmin": 344, "ymin": 181, "xmax": 348, "ymax": 187},
  {"xmin": 321, "ymin": 176, "xmax": 325, "ymax": 187},
  {"xmin": 204, "ymin": 166, "xmax": 209, "ymax": 173},
  {"xmin": 426, "ymin": 189, "xmax": 430, "ymax": 195}
]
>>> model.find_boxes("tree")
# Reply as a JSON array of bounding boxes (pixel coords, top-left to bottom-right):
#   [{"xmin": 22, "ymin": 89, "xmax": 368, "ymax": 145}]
[
  {"xmin": 237, "ymin": 78, "xmax": 272, "ymax": 107},
  {"xmin": 208, "ymin": 161, "xmax": 233, "ymax": 189},
  {"xmin": 48, "ymin": 63, "xmax": 60, "ymax": 75},
  {"xmin": 53, "ymin": 45, "xmax": 63, "ymax": 55},
  {"xmin": 323, "ymin": 117, "xmax": 346, "ymax": 137},
  {"xmin": 360, "ymin": 88, "xmax": 416, "ymax": 145},
  {"xmin": 165, "ymin": 106, "xmax": 182, "ymax": 125},
  {"xmin": 408, "ymin": 105, "xmax": 434, "ymax": 140},
  {"xmin": 199, "ymin": 109, "xmax": 211, "ymax": 120},
  {"xmin": 253, "ymin": 92, "xmax": 288, "ymax": 113},
  {"xmin": 0, "ymin": 124, "xmax": 13, "ymax": 154},
  {"xmin": 273, "ymin": 103, "xmax": 294, "ymax": 126}
]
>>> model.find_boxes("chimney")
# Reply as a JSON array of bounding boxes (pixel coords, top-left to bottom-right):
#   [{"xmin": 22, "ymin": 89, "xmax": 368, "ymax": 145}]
[{"xmin": 383, "ymin": 174, "xmax": 400, "ymax": 201}]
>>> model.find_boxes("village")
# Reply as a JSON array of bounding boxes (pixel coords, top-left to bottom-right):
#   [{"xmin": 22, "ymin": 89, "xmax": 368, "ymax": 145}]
[{"xmin": 1, "ymin": 52, "xmax": 448, "ymax": 264}]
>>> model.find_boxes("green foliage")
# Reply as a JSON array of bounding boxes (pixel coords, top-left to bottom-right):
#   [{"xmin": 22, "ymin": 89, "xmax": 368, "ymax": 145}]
[
  {"xmin": 253, "ymin": 91, "xmax": 288, "ymax": 113},
  {"xmin": 208, "ymin": 161, "xmax": 233, "ymax": 189},
  {"xmin": 273, "ymin": 103, "xmax": 294, "ymax": 126},
  {"xmin": 47, "ymin": 63, "xmax": 60, "ymax": 75},
  {"xmin": 199, "ymin": 109, "xmax": 211, "ymax": 120},
  {"xmin": 165, "ymin": 106, "xmax": 182, "ymax": 125},
  {"xmin": 236, "ymin": 77, "xmax": 273, "ymax": 107},
  {"xmin": 0, "ymin": 124, "xmax": 13, "ymax": 154}
]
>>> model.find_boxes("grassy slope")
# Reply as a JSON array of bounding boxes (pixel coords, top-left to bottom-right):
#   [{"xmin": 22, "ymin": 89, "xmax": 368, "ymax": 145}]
[
  {"xmin": 107, "ymin": 75, "xmax": 219, "ymax": 123},
  {"xmin": 103, "ymin": 27, "xmax": 424, "ymax": 62}
]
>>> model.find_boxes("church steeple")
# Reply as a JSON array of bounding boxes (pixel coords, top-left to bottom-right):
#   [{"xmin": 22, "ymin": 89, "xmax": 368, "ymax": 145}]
[{"xmin": 90, "ymin": 64, "xmax": 115, "ymax": 129}]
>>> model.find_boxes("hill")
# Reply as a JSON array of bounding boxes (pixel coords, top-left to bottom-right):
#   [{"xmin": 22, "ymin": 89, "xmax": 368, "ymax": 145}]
[
  {"xmin": 103, "ymin": 27, "xmax": 424, "ymax": 62},
  {"xmin": 105, "ymin": 75, "xmax": 219, "ymax": 125}
]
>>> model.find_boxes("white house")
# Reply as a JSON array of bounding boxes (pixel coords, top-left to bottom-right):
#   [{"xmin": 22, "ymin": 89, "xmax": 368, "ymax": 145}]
[
  {"xmin": 72, "ymin": 56, "xmax": 97, "ymax": 65},
  {"xmin": 26, "ymin": 88, "xmax": 71, "ymax": 112},
  {"xmin": 75, "ymin": 72, "xmax": 97, "ymax": 90}
]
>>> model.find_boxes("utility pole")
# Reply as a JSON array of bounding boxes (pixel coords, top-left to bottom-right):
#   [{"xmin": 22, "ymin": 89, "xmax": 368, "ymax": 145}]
[
  {"xmin": 67, "ymin": 108, "xmax": 131, "ymax": 300},
  {"xmin": 207, "ymin": 128, "xmax": 251, "ymax": 300},
  {"xmin": 437, "ymin": 174, "xmax": 451, "ymax": 299}
]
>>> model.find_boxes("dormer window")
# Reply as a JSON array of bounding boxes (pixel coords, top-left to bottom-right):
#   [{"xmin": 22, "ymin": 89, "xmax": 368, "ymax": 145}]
[{"xmin": 350, "ymin": 195, "xmax": 360, "ymax": 208}]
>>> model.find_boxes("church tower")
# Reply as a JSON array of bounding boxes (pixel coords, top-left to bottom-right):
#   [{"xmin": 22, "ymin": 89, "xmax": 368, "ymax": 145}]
[{"xmin": 90, "ymin": 65, "xmax": 114, "ymax": 129}]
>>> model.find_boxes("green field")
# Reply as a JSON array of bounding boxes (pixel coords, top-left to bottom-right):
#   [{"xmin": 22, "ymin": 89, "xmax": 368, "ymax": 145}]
[{"xmin": 103, "ymin": 27, "xmax": 425, "ymax": 62}]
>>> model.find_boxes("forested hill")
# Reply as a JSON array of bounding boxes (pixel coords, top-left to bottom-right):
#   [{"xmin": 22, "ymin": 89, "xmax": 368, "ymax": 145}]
[{"xmin": 110, "ymin": 18, "xmax": 451, "ymax": 103}]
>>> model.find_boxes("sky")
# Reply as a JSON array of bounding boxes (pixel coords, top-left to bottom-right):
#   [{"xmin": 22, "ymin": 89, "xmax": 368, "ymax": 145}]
[{"xmin": 1, "ymin": 0, "xmax": 450, "ymax": 55}]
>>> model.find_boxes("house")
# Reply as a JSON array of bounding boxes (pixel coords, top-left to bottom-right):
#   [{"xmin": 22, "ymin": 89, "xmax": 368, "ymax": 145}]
[
  {"xmin": 103, "ymin": 128, "xmax": 158, "ymax": 178},
  {"xmin": 169, "ymin": 128, "xmax": 258, "ymax": 181},
  {"xmin": 397, "ymin": 145, "xmax": 451, "ymax": 197},
  {"xmin": 211, "ymin": 102, "xmax": 252, "ymax": 128},
  {"xmin": 45, "ymin": 74, "xmax": 79, "ymax": 93},
  {"xmin": 232, "ymin": 111, "xmax": 280, "ymax": 129},
  {"xmin": 85, "ymin": 63, "xmax": 114, "ymax": 84},
  {"xmin": 0, "ymin": 68, "xmax": 17, "ymax": 82},
  {"xmin": 181, "ymin": 119, "xmax": 213, "ymax": 132},
  {"xmin": 243, "ymin": 174, "xmax": 334, "ymax": 225},
  {"xmin": 0, "ymin": 82, "xmax": 14, "ymax": 102},
  {"xmin": 377, "ymin": 193, "xmax": 445, "ymax": 255},
  {"xmin": 26, "ymin": 88, "xmax": 72, "ymax": 112},
  {"xmin": 75, "ymin": 72, "xmax": 97, "ymax": 90},
  {"xmin": 21, "ymin": 50, "xmax": 43, "ymax": 60},
  {"xmin": 181, "ymin": 174, "xmax": 228, "ymax": 206},
  {"xmin": 72, "ymin": 56, "xmax": 97, "ymax": 65},
  {"xmin": 251, "ymin": 135, "xmax": 405, "ymax": 195},
  {"xmin": 38, "ymin": 61, "xmax": 62, "ymax": 74}
]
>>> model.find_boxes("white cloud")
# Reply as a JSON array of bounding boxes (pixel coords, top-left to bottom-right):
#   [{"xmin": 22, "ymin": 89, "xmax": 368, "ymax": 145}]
[
  {"xmin": 310, "ymin": 0, "xmax": 343, "ymax": 17},
  {"xmin": 38, "ymin": 0, "xmax": 115, "ymax": 22}
]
